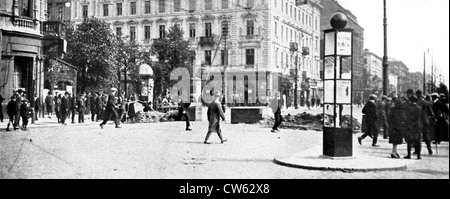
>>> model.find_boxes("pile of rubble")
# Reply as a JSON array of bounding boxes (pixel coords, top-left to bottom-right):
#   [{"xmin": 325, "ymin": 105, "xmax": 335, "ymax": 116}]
[
  {"xmin": 259, "ymin": 112, "xmax": 361, "ymax": 132},
  {"xmin": 127, "ymin": 110, "xmax": 180, "ymax": 123}
]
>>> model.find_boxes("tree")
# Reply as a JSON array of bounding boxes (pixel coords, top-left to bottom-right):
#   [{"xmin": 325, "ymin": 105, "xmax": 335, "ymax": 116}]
[
  {"xmin": 64, "ymin": 17, "xmax": 118, "ymax": 92},
  {"xmin": 115, "ymin": 36, "xmax": 152, "ymax": 98},
  {"xmin": 151, "ymin": 25, "xmax": 195, "ymax": 98}
]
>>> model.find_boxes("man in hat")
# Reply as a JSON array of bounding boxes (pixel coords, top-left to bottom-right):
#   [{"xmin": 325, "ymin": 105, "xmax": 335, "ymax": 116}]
[
  {"xmin": 178, "ymin": 96, "xmax": 192, "ymax": 131},
  {"xmin": 377, "ymin": 95, "xmax": 389, "ymax": 139},
  {"xmin": 77, "ymin": 92, "xmax": 86, "ymax": 123},
  {"xmin": 60, "ymin": 92, "xmax": 70, "ymax": 125},
  {"xmin": 100, "ymin": 88, "xmax": 121, "ymax": 129},
  {"xmin": 358, "ymin": 94, "xmax": 379, "ymax": 147},
  {"xmin": 406, "ymin": 89, "xmax": 415, "ymax": 101},
  {"xmin": 431, "ymin": 93, "xmax": 448, "ymax": 144},
  {"xmin": 6, "ymin": 96, "xmax": 17, "ymax": 131},
  {"xmin": 416, "ymin": 90, "xmax": 435, "ymax": 155},
  {"xmin": 271, "ymin": 92, "xmax": 283, "ymax": 133},
  {"xmin": 204, "ymin": 90, "xmax": 227, "ymax": 144},
  {"xmin": 14, "ymin": 89, "xmax": 24, "ymax": 128}
]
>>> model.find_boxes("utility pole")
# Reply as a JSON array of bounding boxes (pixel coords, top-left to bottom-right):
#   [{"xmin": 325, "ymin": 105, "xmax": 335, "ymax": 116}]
[{"xmin": 382, "ymin": 0, "xmax": 389, "ymax": 96}]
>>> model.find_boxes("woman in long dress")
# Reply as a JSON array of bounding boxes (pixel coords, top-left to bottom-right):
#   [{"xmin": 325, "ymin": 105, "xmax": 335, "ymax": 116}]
[{"xmin": 204, "ymin": 91, "xmax": 227, "ymax": 144}]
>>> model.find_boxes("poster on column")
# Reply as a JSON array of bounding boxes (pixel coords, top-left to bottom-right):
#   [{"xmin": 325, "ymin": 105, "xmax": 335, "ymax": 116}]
[
  {"xmin": 337, "ymin": 31, "xmax": 352, "ymax": 56},
  {"xmin": 324, "ymin": 80, "xmax": 335, "ymax": 104},
  {"xmin": 336, "ymin": 80, "xmax": 351, "ymax": 104}
]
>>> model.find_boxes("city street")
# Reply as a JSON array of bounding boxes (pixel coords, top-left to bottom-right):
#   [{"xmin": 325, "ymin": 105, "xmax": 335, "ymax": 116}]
[{"xmin": 0, "ymin": 107, "xmax": 448, "ymax": 179}]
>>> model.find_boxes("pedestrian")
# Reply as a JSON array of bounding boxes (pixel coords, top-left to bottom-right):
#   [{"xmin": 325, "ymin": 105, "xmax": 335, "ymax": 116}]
[
  {"xmin": 54, "ymin": 93, "xmax": 61, "ymax": 123},
  {"xmin": 77, "ymin": 92, "xmax": 86, "ymax": 123},
  {"xmin": 13, "ymin": 89, "xmax": 24, "ymax": 128},
  {"xmin": 404, "ymin": 96, "xmax": 424, "ymax": 159},
  {"xmin": 45, "ymin": 91, "xmax": 54, "ymax": 119},
  {"xmin": 6, "ymin": 96, "xmax": 17, "ymax": 131},
  {"xmin": 358, "ymin": 94, "xmax": 379, "ymax": 147},
  {"xmin": 60, "ymin": 92, "xmax": 70, "ymax": 125},
  {"xmin": 20, "ymin": 99, "xmax": 32, "ymax": 131},
  {"xmin": 204, "ymin": 90, "xmax": 227, "ymax": 144},
  {"xmin": 99, "ymin": 88, "xmax": 121, "ymax": 129},
  {"xmin": 416, "ymin": 90, "xmax": 435, "ymax": 155},
  {"xmin": 117, "ymin": 91, "xmax": 126, "ymax": 124},
  {"xmin": 431, "ymin": 93, "xmax": 449, "ymax": 144},
  {"xmin": 270, "ymin": 92, "xmax": 283, "ymax": 133},
  {"xmin": 91, "ymin": 92, "xmax": 98, "ymax": 122},
  {"xmin": 0, "ymin": 94, "xmax": 5, "ymax": 123},
  {"xmin": 86, "ymin": 92, "xmax": 91, "ymax": 116},
  {"xmin": 70, "ymin": 93, "xmax": 77, "ymax": 124},
  {"xmin": 34, "ymin": 93, "xmax": 40, "ymax": 121},
  {"xmin": 178, "ymin": 97, "xmax": 192, "ymax": 131},
  {"xmin": 377, "ymin": 95, "xmax": 389, "ymax": 139},
  {"xmin": 306, "ymin": 98, "xmax": 310, "ymax": 110},
  {"xmin": 388, "ymin": 95, "xmax": 405, "ymax": 158}
]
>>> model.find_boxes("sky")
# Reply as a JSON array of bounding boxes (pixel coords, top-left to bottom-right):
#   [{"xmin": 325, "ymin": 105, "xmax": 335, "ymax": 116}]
[{"xmin": 337, "ymin": 0, "xmax": 449, "ymax": 85}]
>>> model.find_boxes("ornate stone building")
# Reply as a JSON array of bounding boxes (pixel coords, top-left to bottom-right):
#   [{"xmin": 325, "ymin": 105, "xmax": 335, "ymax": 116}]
[{"xmin": 63, "ymin": 0, "xmax": 322, "ymax": 107}]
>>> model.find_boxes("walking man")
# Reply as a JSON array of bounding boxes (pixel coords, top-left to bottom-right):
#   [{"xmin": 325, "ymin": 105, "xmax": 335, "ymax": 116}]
[
  {"xmin": 404, "ymin": 96, "xmax": 424, "ymax": 159},
  {"xmin": 6, "ymin": 96, "xmax": 17, "ymax": 131},
  {"xmin": 70, "ymin": 93, "xmax": 77, "ymax": 124},
  {"xmin": 45, "ymin": 91, "xmax": 54, "ymax": 119},
  {"xmin": 60, "ymin": 92, "xmax": 70, "ymax": 125},
  {"xmin": 100, "ymin": 88, "xmax": 121, "ymax": 129},
  {"xmin": 77, "ymin": 92, "xmax": 86, "ymax": 123},
  {"xmin": 416, "ymin": 90, "xmax": 435, "ymax": 155},
  {"xmin": 178, "ymin": 97, "xmax": 192, "ymax": 131},
  {"xmin": 271, "ymin": 92, "xmax": 283, "ymax": 133},
  {"xmin": 358, "ymin": 94, "xmax": 379, "ymax": 147},
  {"xmin": 34, "ymin": 93, "xmax": 40, "ymax": 121},
  {"xmin": 204, "ymin": 90, "xmax": 227, "ymax": 144}
]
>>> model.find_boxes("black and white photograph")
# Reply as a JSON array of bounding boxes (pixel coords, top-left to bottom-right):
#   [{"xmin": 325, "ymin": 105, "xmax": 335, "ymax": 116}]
[{"xmin": 1, "ymin": 0, "xmax": 449, "ymax": 185}]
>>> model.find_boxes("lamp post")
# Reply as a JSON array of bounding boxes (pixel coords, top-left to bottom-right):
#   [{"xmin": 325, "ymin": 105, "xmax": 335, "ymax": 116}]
[{"xmin": 382, "ymin": 0, "xmax": 389, "ymax": 96}]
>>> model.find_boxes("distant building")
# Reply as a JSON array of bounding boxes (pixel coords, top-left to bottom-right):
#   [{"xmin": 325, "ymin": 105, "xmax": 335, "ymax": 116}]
[
  {"xmin": 388, "ymin": 59, "xmax": 409, "ymax": 94},
  {"xmin": 363, "ymin": 49, "xmax": 382, "ymax": 79},
  {"xmin": 60, "ymin": 0, "xmax": 323, "ymax": 107}
]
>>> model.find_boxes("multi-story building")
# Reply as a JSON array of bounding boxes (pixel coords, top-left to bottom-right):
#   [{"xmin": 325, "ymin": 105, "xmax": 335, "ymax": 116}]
[
  {"xmin": 1, "ymin": 0, "xmax": 47, "ymax": 107},
  {"xmin": 363, "ymin": 49, "xmax": 382, "ymax": 79},
  {"xmin": 319, "ymin": 0, "xmax": 364, "ymax": 103},
  {"xmin": 389, "ymin": 59, "xmax": 409, "ymax": 94},
  {"xmin": 65, "ymin": 0, "xmax": 322, "ymax": 107}
]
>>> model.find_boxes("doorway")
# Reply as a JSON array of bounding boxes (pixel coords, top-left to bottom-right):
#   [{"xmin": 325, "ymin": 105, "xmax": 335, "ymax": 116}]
[{"xmin": 14, "ymin": 56, "xmax": 33, "ymax": 100}]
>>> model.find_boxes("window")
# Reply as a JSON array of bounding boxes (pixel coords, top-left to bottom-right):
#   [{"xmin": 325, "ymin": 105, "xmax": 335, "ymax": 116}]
[
  {"xmin": 174, "ymin": 0, "xmax": 181, "ymax": 12},
  {"xmin": 246, "ymin": 49, "xmax": 255, "ymax": 65},
  {"xmin": 18, "ymin": 0, "xmax": 33, "ymax": 17},
  {"xmin": 189, "ymin": 23, "xmax": 196, "ymax": 38},
  {"xmin": 222, "ymin": 0, "xmax": 228, "ymax": 9},
  {"xmin": 47, "ymin": 3, "xmax": 52, "ymax": 19},
  {"xmin": 144, "ymin": 26, "xmax": 151, "ymax": 40},
  {"xmin": 247, "ymin": 0, "xmax": 254, "ymax": 8},
  {"xmin": 281, "ymin": 25, "xmax": 283, "ymax": 41},
  {"xmin": 189, "ymin": 0, "xmax": 196, "ymax": 11},
  {"xmin": 130, "ymin": 27, "xmax": 136, "ymax": 41},
  {"xmin": 205, "ymin": 22, "xmax": 212, "ymax": 37},
  {"xmin": 130, "ymin": 2, "xmax": 136, "ymax": 15},
  {"xmin": 103, "ymin": 4, "xmax": 109, "ymax": 16},
  {"xmin": 205, "ymin": 0, "xmax": 212, "ymax": 10},
  {"xmin": 117, "ymin": 3, "xmax": 122, "ymax": 16},
  {"xmin": 144, "ymin": 1, "xmax": 151, "ymax": 14},
  {"xmin": 116, "ymin": 27, "xmax": 122, "ymax": 36},
  {"xmin": 221, "ymin": 50, "xmax": 228, "ymax": 66},
  {"xmin": 275, "ymin": 48, "xmax": 279, "ymax": 67},
  {"xmin": 82, "ymin": 5, "xmax": 88, "ymax": 18},
  {"xmin": 290, "ymin": 5, "xmax": 292, "ymax": 18},
  {"xmin": 205, "ymin": 50, "xmax": 212, "ymax": 65},
  {"xmin": 246, "ymin": 20, "xmax": 254, "ymax": 36},
  {"xmin": 58, "ymin": 7, "xmax": 62, "ymax": 20},
  {"xmin": 159, "ymin": 25, "xmax": 166, "ymax": 38},
  {"xmin": 159, "ymin": 0, "xmax": 165, "ymax": 13},
  {"xmin": 274, "ymin": 22, "xmax": 278, "ymax": 38}
]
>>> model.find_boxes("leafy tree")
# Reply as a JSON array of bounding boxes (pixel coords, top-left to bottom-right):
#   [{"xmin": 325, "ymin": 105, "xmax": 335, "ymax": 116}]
[
  {"xmin": 115, "ymin": 36, "xmax": 152, "ymax": 98},
  {"xmin": 151, "ymin": 25, "xmax": 195, "ymax": 98},
  {"xmin": 64, "ymin": 17, "xmax": 118, "ymax": 92}
]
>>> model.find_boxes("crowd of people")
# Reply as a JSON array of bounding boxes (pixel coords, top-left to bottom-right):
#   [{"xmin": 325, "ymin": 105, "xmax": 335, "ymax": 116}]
[{"xmin": 358, "ymin": 89, "xmax": 449, "ymax": 159}]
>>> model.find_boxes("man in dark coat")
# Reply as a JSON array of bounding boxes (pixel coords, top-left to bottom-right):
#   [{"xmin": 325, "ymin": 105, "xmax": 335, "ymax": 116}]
[
  {"xmin": 204, "ymin": 90, "xmax": 226, "ymax": 144},
  {"xmin": 377, "ymin": 96, "xmax": 389, "ymax": 139},
  {"xmin": 34, "ymin": 93, "xmax": 40, "ymax": 121},
  {"xmin": 178, "ymin": 98, "xmax": 192, "ymax": 131},
  {"xmin": 404, "ymin": 96, "xmax": 424, "ymax": 159},
  {"xmin": 0, "ymin": 94, "xmax": 5, "ymax": 123},
  {"xmin": 70, "ymin": 94, "xmax": 77, "ymax": 124},
  {"xmin": 77, "ymin": 92, "xmax": 86, "ymax": 123},
  {"xmin": 95, "ymin": 92, "xmax": 104, "ymax": 122},
  {"xmin": 91, "ymin": 93, "xmax": 98, "ymax": 122},
  {"xmin": 14, "ymin": 89, "xmax": 24, "ymax": 128},
  {"xmin": 20, "ymin": 99, "xmax": 32, "ymax": 130},
  {"xmin": 60, "ymin": 92, "xmax": 70, "ymax": 125},
  {"xmin": 388, "ymin": 95, "xmax": 405, "ymax": 158},
  {"xmin": 100, "ymin": 88, "xmax": 121, "ymax": 129},
  {"xmin": 45, "ymin": 91, "xmax": 54, "ymax": 119},
  {"xmin": 271, "ymin": 92, "xmax": 283, "ymax": 133},
  {"xmin": 431, "ymin": 93, "xmax": 449, "ymax": 144},
  {"xmin": 358, "ymin": 94, "xmax": 379, "ymax": 147},
  {"xmin": 6, "ymin": 96, "xmax": 17, "ymax": 131},
  {"xmin": 416, "ymin": 90, "xmax": 435, "ymax": 155}
]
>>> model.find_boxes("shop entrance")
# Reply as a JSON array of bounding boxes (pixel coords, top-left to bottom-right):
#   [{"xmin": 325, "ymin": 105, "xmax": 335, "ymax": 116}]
[{"xmin": 14, "ymin": 56, "xmax": 34, "ymax": 100}]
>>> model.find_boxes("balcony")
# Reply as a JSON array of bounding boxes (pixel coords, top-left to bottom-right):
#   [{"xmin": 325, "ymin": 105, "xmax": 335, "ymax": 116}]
[
  {"xmin": 240, "ymin": 35, "xmax": 262, "ymax": 42},
  {"xmin": 302, "ymin": 47, "xmax": 310, "ymax": 56},
  {"xmin": 42, "ymin": 21, "xmax": 66, "ymax": 39},
  {"xmin": 290, "ymin": 42, "xmax": 299, "ymax": 52},
  {"xmin": 13, "ymin": 17, "xmax": 37, "ymax": 29},
  {"xmin": 199, "ymin": 36, "xmax": 215, "ymax": 47}
]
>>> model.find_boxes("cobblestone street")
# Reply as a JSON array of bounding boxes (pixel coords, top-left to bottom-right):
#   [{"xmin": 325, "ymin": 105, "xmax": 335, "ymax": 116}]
[{"xmin": 0, "ymin": 108, "xmax": 448, "ymax": 179}]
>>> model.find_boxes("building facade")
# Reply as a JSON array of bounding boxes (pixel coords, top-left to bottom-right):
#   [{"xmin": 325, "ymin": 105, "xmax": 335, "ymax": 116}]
[
  {"xmin": 363, "ymin": 49, "xmax": 382, "ymax": 79},
  {"xmin": 66, "ymin": 0, "xmax": 322, "ymax": 107},
  {"xmin": 1, "ymin": 0, "xmax": 47, "ymax": 108},
  {"xmin": 319, "ymin": 0, "xmax": 364, "ymax": 103}
]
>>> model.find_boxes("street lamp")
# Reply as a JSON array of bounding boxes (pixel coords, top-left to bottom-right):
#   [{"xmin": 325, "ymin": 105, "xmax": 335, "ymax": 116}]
[{"xmin": 382, "ymin": 0, "xmax": 389, "ymax": 96}]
